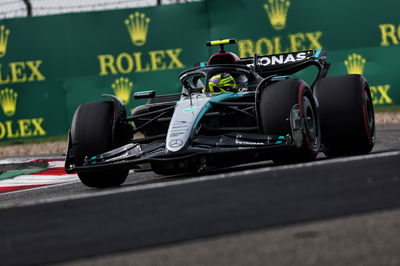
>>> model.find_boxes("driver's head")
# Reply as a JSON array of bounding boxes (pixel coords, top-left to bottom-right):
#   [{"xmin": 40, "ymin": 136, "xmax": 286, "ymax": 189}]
[{"xmin": 208, "ymin": 73, "xmax": 238, "ymax": 93}]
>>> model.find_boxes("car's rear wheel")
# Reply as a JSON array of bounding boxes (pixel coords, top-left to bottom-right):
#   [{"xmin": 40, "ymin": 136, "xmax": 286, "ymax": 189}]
[
  {"xmin": 71, "ymin": 101, "xmax": 129, "ymax": 188},
  {"xmin": 259, "ymin": 78, "xmax": 321, "ymax": 164},
  {"xmin": 314, "ymin": 74, "xmax": 375, "ymax": 157}
]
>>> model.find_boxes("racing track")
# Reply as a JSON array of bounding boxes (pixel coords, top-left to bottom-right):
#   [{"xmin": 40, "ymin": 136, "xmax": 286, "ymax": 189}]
[{"xmin": 0, "ymin": 124, "xmax": 400, "ymax": 265}]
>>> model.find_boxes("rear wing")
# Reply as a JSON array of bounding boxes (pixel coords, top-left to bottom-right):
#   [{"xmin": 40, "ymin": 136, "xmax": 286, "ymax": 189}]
[{"xmin": 239, "ymin": 49, "xmax": 329, "ymax": 78}]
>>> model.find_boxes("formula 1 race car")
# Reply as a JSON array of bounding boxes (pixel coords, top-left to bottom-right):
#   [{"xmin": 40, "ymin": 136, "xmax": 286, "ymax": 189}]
[{"xmin": 65, "ymin": 39, "xmax": 375, "ymax": 188}]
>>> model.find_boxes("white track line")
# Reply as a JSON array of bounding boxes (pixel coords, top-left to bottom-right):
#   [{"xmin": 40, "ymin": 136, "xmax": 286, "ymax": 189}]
[
  {"xmin": 48, "ymin": 161, "xmax": 66, "ymax": 168},
  {"xmin": 0, "ymin": 158, "xmax": 33, "ymax": 165},
  {"xmin": 0, "ymin": 174, "xmax": 79, "ymax": 186},
  {"xmin": 0, "ymin": 156, "xmax": 64, "ymax": 165},
  {"xmin": 1, "ymin": 150, "xmax": 399, "ymax": 209}
]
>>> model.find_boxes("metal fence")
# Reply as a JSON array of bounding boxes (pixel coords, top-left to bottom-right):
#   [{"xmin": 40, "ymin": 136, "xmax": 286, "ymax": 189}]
[{"xmin": 0, "ymin": 0, "xmax": 202, "ymax": 19}]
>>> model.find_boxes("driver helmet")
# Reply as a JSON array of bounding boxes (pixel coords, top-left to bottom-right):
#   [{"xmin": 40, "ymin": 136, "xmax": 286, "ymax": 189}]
[{"xmin": 208, "ymin": 73, "xmax": 238, "ymax": 93}]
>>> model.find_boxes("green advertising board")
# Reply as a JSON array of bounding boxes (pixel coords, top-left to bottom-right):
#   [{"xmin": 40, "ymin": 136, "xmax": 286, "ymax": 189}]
[
  {"xmin": 0, "ymin": 2, "xmax": 209, "ymax": 141},
  {"xmin": 0, "ymin": 0, "xmax": 399, "ymax": 141},
  {"xmin": 207, "ymin": 0, "xmax": 400, "ymax": 106}
]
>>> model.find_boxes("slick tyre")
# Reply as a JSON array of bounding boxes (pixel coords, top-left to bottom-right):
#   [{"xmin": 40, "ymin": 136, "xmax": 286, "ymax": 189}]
[
  {"xmin": 71, "ymin": 101, "xmax": 128, "ymax": 188},
  {"xmin": 259, "ymin": 78, "xmax": 321, "ymax": 164},
  {"xmin": 314, "ymin": 74, "xmax": 375, "ymax": 157}
]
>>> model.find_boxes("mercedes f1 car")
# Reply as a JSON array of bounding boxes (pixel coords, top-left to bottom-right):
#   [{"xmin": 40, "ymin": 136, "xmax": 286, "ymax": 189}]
[{"xmin": 65, "ymin": 39, "xmax": 375, "ymax": 188}]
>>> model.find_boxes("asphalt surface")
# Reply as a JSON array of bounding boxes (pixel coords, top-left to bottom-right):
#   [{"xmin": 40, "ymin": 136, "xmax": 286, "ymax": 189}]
[{"xmin": 0, "ymin": 124, "xmax": 399, "ymax": 265}]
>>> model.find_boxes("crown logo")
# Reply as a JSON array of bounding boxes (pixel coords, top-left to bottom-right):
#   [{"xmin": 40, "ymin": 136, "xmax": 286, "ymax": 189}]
[
  {"xmin": 0, "ymin": 88, "xmax": 18, "ymax": 117},
  {"xmin": 344, "ymin": 53, "xmax": 366, "ymax": 75},
  {"xmin": 264, "ymin": 0, "xmax": 290, "ymax": 30},
  {"xmin": 124, "ymin": 12, "xmax": 150, "ymax": 46},
  {"xmin": 112, "ymin": 77, "xmax": 133, "ymax": 104},
  {"xmin": 0, "ymin": 25, "xmax": 10, "ymax": 57}
]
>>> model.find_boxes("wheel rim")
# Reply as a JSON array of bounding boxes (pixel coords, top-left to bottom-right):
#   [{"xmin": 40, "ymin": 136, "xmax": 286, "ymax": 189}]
[{"xmin": 302, "ymin": 96, "xmax": 320, "ymax": 149}]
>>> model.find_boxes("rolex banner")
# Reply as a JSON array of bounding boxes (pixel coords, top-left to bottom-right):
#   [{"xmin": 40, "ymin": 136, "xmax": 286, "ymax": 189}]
[
  {"xmin": 0, "ymin": 3, "xmax": 209, "ymax": 141},
  {"xmin": 207, "ymin": 0, "xmax": 400, "ymax": 106},
  {"xmin": 0, "ymin": 0, "xmax": 399, "ymax": 141}
]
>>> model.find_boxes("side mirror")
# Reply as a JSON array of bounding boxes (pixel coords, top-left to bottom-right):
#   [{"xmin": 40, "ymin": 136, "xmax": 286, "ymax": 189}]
[{"xmin": 134, "ymin": 90, "xmax": 156, "ymax": 99}]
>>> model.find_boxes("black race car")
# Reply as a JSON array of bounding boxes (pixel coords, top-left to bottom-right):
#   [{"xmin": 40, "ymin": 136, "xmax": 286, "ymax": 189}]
[{"xmin": 65, "ymin": 39, "xmax": 375, "ymax": 188}]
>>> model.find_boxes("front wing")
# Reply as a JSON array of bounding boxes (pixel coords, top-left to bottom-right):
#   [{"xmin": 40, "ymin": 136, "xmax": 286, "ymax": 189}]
[{"xmin": 65, "ymin": 133, "xmax": 294, "ymax": 174}]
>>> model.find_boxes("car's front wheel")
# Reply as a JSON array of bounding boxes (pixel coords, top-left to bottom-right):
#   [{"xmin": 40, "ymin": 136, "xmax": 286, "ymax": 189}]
[{"xmin": 71, "ymin": 101, "xmax": 129, "ymax": 188}]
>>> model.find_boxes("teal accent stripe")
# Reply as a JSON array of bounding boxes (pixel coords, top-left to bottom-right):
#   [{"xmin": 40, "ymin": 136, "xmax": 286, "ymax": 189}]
[
  {"xmin": 193, "ymin": 102, "xmax": 212, "ymax": 129},
  {"xmin": 314, "ymin": 49, "xmax": 321, "ymax": 58},
  {"xmin": 193, "ymin": 92, "xmax": 245, "ymax": 129},
  {"xmin": 275, "ymin": 135, "xmax": 285, "ymax": 144},
  {"xmin": 272, "ymin": 76, "xmax": 288, "ymax": 80}
]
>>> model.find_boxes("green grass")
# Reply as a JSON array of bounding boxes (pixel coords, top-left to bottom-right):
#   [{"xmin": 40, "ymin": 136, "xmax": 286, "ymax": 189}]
[
  {"xmin": 0, "ymin": 135, "xmax": 67, "ymax": 147},
  {"xmin": 374, "ymin": 105, "xmax": 400, "ymax": 113}
]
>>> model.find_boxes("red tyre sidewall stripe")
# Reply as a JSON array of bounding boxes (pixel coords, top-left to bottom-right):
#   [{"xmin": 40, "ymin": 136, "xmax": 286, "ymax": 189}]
[
  {"xmin": 361, "ymin": 80, "xmax": 374, "ymax": 145},
  {"xmin": 298, "ymin": 82, "xmax": 306, "ymax": 118},
  {"xmin": 298, "ymin": 81, "xmax": 318, "ymax": 156}
]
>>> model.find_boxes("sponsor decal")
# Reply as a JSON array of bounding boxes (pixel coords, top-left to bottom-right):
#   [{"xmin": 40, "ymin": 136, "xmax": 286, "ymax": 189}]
[
  {"xmin": 97, "ymin": 13, "xmax": 185, "ymax": 77},
  {"xmin": 370, "ymin": 84, "xmax": 393, "ymax": 105},
  {"xmin": 344, "ymin": 53, "xmax": 366, "ymax": 75},
  {"xmin": 0, "ymin": 25, "xmax": 10, "ymax": 58},
  {"xmin": 0, "ymin": 88, "xmax": 17, "ymax": 117},
  {"xmin": 169, "ymin": 131, "xmax": 185, "ymax": 138},
  {"xmin": 0, "ymin": 88, "xmax": 46, "ymax": 140},
  {"xmin": 343, "ymin": 53, "xmax": 393, "ymax": 105},
  {"xmin": 256, "ymin": 52, "xmax": 307, "ymax": 66},
  {"xmin": 0, "ymin": 26, "xmax": 47, "ymax": 140},
  {"xmin": 180, "ymin": 106, "xmax": 198, "ymax": 113},
  {"xmin": 112, "ymin": 77, "xmax": 133, "ymax": 104},
  {"xmin": 235, "ymin": 139, "xmax": 265, "ymax": 145},
  {"xmin": 0, "ymin": 118, "xmax": 46, "ymax": 139},
  {"xmin": 238, "ymin": 32, "xmax": 323, "ymax": 58},
  {"xmin": 264, "ymin": 0, "xmax": 290, "ymax": 31},
  {"xmin": 379, "ymin": 23, "xmax": 400, "ymax": 47},
  {"xmin": 238, "ymin": 1, "xmax": 322, "ymax": 57},
  {"xmin": 0, "ymin": 60, "xmax": 45, "ymax": 85},
  {"xmin": 98, "ymin": 49, "xmax": 184, "ymax": 75},
  {"xmin": 0, "ymin": 26, "xmax": 45, "ymax": 86},
  {"xmin": 104, "ymin": 151, "xmax": 130, "ymax": 162},
  {"xmin": 169, "ymin": 139, "xmax": 183, "ymax": 148},
  {"xmin": 125, "ymin": 12, "xmax": 150, "ymax": 47}
]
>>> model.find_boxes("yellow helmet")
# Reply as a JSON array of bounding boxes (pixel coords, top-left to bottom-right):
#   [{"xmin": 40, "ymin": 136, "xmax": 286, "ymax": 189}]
[{"xmin": 208, "ymin": 73, "xmax": 238, "ymax": 93}]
